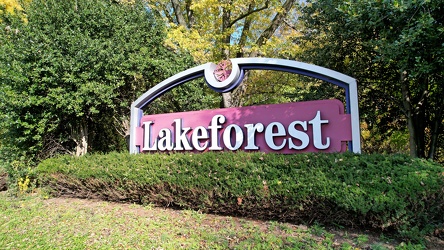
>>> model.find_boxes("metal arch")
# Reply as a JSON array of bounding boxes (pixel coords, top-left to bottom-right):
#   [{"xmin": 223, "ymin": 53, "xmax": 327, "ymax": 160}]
[{"xmin": 130, "ymin": 58, "xmax": 360, "ymax": 154}]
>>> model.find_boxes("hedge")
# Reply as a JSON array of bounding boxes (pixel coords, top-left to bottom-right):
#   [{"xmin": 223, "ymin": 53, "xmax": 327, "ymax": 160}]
[{"xmin": 36, "ymin": 151, "xmax": 444, "ymax": 240}]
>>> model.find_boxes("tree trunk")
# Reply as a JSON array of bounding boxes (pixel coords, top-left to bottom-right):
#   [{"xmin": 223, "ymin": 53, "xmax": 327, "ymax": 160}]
[
  {"xmin": 414, "ymin": 104, "xmax": 426, "ymax": 158},
  {"xmin": 171, "ymin": 0, "xmax": 187, "ymax": 27},
  {"xmin": 185, "ymin": 0, "xmax": 195, "ymax": 28},
  {"xmin": 220, "ymin": 1, "xmax": 233, "ymax": 108},
  {"xmin": 221, "ymin": 71, "xmax": 250, "ymax": 108},
  {"xmin": 400, "ymin": 71, "xmax": 417, "ymax": 157},
  {"xmin": 406, "ymin": 115, "xmax": 417, "ymax": 158},
  {"xmin": 428, "ymin": 107, "xmax": 442, "ymax": 159},
  {"xmin": 236, "ymin": 4, "xmax": 254, "ymax": 58},
  {"xmin": 114, "ymin": 116, "xmax": 131, "ymax": 150},
  {"xmin": 221, "ymin": 0, "xmax": 233, "ymax": 58},
  {"xmin": 72, "ymin": 121, "xmax": 88, "ymax": 157},
  {"xmin": 222, "ymin": 92, "xmax": 233, "ymax": 108}
]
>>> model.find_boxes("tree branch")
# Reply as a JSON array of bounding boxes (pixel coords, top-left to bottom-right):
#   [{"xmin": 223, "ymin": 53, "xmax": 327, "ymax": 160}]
[
  {"xmin": 413, "ymin": 77, "xmax": 429, "ymax": 115},
  {"xmin": 254, "ymin": 0, "xmax": 295, "ymax": 49},
  {"xmin": 228, "ymin": 1, "xmax": 270, "ymax": 28},
  {"xmin": 283, "ymin": 18, "xmax": 299, "ymax": 32},
  {"xmin": 237, "ymin": 4, "xmax": 254, "ymax": 57},
  {"xmin": 155, "ymin": 1, "xmax": 175, "ymax": 24},
  {"xmin": 171, "ymin": 0, "xmax": 187, "ymax": 27},
  {"xmin": 185, "ymin": 0, "xmax": 195, "ymax": 28}
]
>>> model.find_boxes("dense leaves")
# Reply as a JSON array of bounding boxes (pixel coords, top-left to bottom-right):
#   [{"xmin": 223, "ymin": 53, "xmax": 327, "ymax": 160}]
[
  {"xmin": 37, "ymin": 151, "xmax": 444, "ymax": 241},
  {"xmin": 0, "ymin": 0, "xmax": 213, "ymax": 162},
  {"xmin": 1, "ymin": 0, "xmax": 443, "ymax": 180},
  {"xmin": 299, "ymin": 0, "xmax": 444, "ymax": 160}
]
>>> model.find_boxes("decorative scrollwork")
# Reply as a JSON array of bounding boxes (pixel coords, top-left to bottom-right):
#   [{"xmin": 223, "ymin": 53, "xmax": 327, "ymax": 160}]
[
  {"xmin": 213, "ymin": 60, "xmax": 232, "ymax": 82},
  {"xmin": 204, "ymin": 59, "xmax": 242, "ymax": 93}
]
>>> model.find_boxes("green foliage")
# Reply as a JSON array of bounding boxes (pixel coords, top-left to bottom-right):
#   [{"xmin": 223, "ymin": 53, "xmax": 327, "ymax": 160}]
[
  {"xmin": 0, "ymin": 0, "xmax": 28, "ymax": 23},
  {"xmin": 4, "ymin": 158, "xmax": 37, "ymax": 195},
  {"xmin": 299, "ymin": 0, "xmax": 444, "ymax": 159},
  {"xmin": 146, "ymin": 78, "xmax": 220, "ymax": 115},
  {"xmin": 0, "ymin": 0, "xmax": 213, "ymax": 164},
  {"xmin": 240, "ymin": 71, "xmax": 346, "ymax": 107},
  {"xmin": 37, "ymin": 152, "xmax": 444, "ymax": 241}
]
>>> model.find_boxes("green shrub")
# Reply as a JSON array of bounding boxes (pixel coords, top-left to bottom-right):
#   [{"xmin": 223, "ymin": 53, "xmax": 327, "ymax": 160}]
[
  {"xmin": 4, "ymin": 159, "xmax": 37, "ymax": 195},
  {"xmin": 37, "ymin": 152, "xmax": 444, "ymax": 241}
]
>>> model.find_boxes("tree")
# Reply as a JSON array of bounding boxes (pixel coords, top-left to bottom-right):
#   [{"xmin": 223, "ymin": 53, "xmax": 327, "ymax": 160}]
[
  {"xmin": 146, "ymin": 0, "xmax": 301, "ymax": 107},
  {"xmin": 299, "ymin": 0, "xmax": 444, "ymax": 159},
  {"xmin": 0, "ymin": 0, "xmax": 205, "ymax": 161}
]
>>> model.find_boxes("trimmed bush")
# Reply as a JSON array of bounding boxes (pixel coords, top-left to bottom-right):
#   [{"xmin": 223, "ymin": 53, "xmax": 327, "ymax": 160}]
[{"xmin": 37, "ymin": 152, "xmax": 444, "ymax": 240}]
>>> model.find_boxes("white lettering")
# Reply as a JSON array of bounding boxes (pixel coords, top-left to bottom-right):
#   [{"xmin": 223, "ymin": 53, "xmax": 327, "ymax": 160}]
[
  {"xmin": 142, "ymin": 121, "xmax": 157, "ymax": 151},
  {"xmin": 208, "ymin": 115, "xmax": 225, "ymax": 150},
  {"xmin": 244, "ymin": 123, "xmax": 264, "ymax": 150},
  {"xmin": 223, "ymin": 124, "xmax": 244, "ymax": 150},
  {"xmin": 158, "ymin": 128, "xmax": 173, "ymax": 151},
  {"xmin": 288, "ymin": 121, "xmax": 309, "ymax": 150},
  {"xmin": 265, "ymin": 122, "xmax": 286, "ymax": 150},
  {"xmin": 191, "ymin": 126, "xmax": 209, "ymax": 151},
  {"xmin": 141, "ymin": 111, "xmax": 332, "ymax": 153},
  {"xmin": 173, "ymin": 119, "xmax": 192, "ymax": 150},
  {"xmin": 309, "ymin": 111, "xmax": 330, "ymax": 149}
]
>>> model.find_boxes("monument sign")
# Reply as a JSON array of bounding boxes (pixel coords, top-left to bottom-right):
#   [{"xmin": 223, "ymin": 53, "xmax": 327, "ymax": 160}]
[{"xmin": 130, "ymin": 58, "xmax": 360, "ymax": 154}]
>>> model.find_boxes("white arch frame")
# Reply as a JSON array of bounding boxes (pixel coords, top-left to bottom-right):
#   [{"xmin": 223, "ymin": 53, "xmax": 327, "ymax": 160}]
[{"xmin": 130, "ymin": 58, "xmax": 360, "ymax": 154}]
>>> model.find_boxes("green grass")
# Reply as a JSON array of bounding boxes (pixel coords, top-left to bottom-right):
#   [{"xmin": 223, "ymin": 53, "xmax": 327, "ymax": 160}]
[
  {"xmin": 36, "ymin": 152, "xmax": 444, "ymax": 240},
  {"xmin": 1, "ymin": 191, "xmax": 432, "ymax": 249}
]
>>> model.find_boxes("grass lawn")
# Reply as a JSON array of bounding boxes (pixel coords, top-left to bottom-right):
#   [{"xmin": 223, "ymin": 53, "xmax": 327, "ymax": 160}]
[{"xmin": 2, "ymin": 191, "xmax": 441, "ymax": 249}]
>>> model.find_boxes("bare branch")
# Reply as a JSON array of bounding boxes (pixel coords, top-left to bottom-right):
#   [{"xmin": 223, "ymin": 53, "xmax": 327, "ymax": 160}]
[
  {"xmin": 114, "ymin": 116, "xmax": 130, "ymax": 137},
  {"xmin": 283, "ymin": 18, "xmax": 299, "ymax": 32},
  {"xmin": 228, "ymin": 1, "xmax": 270, "ymax": 28},
  {"xmin": 254, "ymin": 0, "xmax": 295, "ymax": 49},
  {"xmin": 237, "ymin": 4, "xmax": 254, "ymax": 57}
]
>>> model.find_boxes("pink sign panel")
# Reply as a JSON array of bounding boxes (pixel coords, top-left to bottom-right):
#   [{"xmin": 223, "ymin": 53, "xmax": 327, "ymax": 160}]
[{"xmin": 136, "ymin": 99, "xmax": 352, "ymax": 153}]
